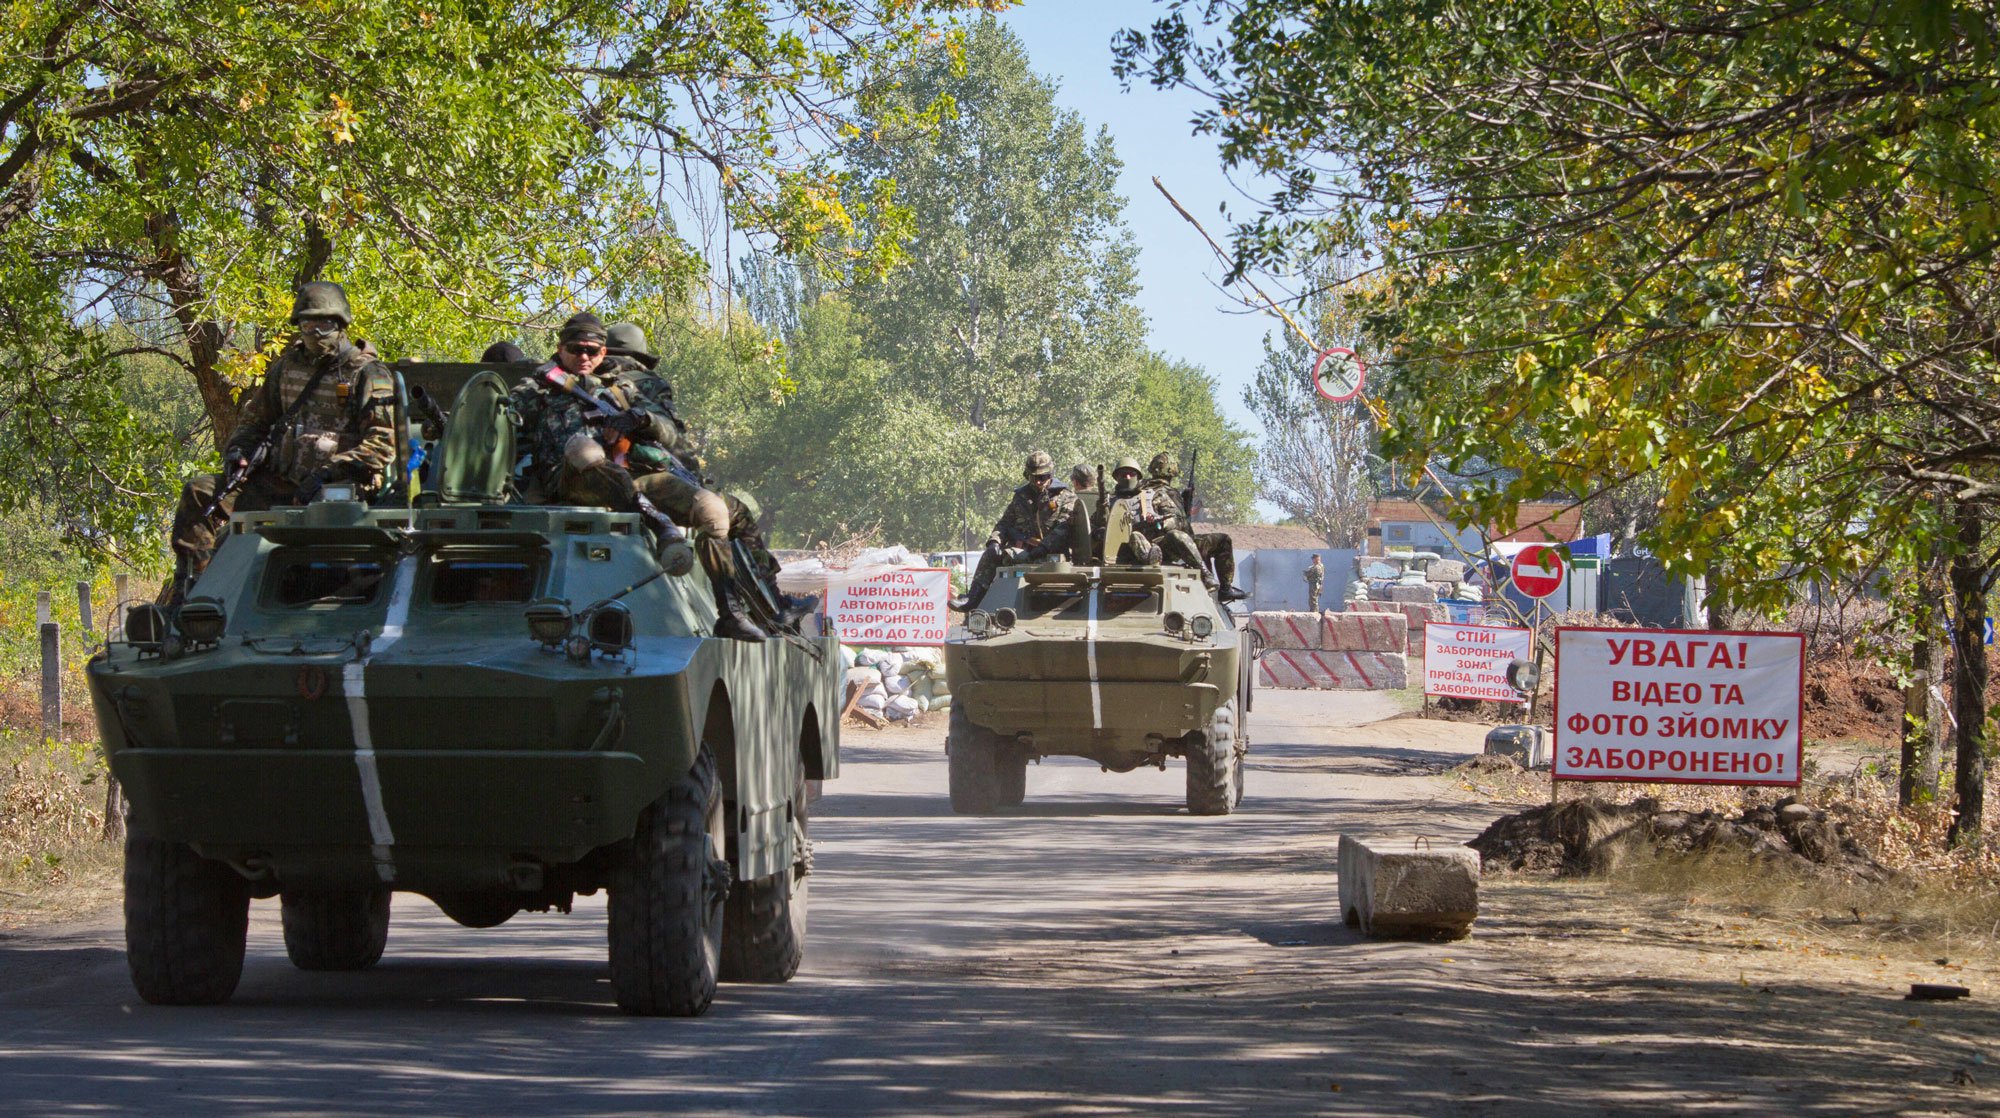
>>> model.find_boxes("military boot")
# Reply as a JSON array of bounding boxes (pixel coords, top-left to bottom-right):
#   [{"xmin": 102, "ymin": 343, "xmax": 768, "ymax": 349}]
[
  {"xmin": 1217, "ymin": 580, "xmax": 1249, "ymax": 603},
  {"xmin": 710, "ymin": 574, "xmax": 769, "ymax": 642}
]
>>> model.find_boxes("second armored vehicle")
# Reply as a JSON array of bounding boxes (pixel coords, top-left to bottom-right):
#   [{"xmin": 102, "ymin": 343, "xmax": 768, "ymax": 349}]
[{"xmin": 943, "ymin": 508, "xmax": 1252, "ymax": 815}]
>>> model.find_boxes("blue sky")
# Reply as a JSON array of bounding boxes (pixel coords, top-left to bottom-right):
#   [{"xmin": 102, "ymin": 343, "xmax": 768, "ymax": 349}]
[{"xmin": 1001, "ymin": 3, "xmax": 1282, "ymax": 444}]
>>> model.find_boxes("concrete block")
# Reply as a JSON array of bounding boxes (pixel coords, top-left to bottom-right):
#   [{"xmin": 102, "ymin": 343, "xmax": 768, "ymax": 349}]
[
  {"xmin": 1258, "ymin": 649, "xmax": 1409, "ymax": 690},
  {"xmin": 1249, "ymin": 611, "xmax": 1322, "ymax": 651},
  {"xmin": 1338, "ymin": 834, "xmax": 1480, "ymax": 940},
  {"xmin": 1428, "ymin": 560, "xmax": 1465, "ymax": 584},
  {"xmin": 1482, "ymin": 725, "xmax": 1543, "ymax": 764},
  {"xmin": 1384, "ymin": 583, "xmax": 1440, "ymax": 604},
  {"xmin": 1321, "ymin": 610, "xmax": 1406, "ymax": 653}
]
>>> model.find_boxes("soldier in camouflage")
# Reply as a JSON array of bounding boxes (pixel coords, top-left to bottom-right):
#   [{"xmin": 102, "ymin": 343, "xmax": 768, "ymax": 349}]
[
  {"xmin": 1147, "ymin": 452, "xmax": 1247, "ymax": 602},
  {"xmin": 509, "ymin": 312, "xmax": 769, "ymax": 641},
  {"xmin": 1109, "ymin": 456, "xmax": 1207, "ymax": 578},
  {"xmin": 951, "ymin": 450, "xmax": 1077, "ymax": 612},
  {"xmin": 166, "ymin": 281, "xmax": 397, "ymax": 604}
]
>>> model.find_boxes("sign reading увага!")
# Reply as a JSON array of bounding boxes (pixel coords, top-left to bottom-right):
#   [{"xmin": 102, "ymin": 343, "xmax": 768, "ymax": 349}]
[
  {"xmin": 827, "ymin": 567, "xmax": 952, "ymax": 647},
  {"xmin": 1554, "ymin": 628, "xmax": 1804, "ymax": 786}
]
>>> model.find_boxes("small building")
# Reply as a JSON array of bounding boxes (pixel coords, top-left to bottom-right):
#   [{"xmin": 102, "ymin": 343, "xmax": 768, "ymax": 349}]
[{"xmin": 1365, "ymin": 498, "xmax": 1584, "ymax": 557}]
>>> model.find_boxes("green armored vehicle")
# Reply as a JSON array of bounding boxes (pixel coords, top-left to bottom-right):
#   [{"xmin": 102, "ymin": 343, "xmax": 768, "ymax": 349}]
[
  {"xmin": 89, "ymin": 366, "xmax": 837, "ymax": 1016},
  {"xmin": 943, "ymin": 507, "xmax": 1253, "ymax": 816}
]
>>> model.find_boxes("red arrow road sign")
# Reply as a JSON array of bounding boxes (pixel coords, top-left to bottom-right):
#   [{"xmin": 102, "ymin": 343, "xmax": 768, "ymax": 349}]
[{"xmin": 1511, "ymin": 544, "xmax": 1567, "ymax": 600}]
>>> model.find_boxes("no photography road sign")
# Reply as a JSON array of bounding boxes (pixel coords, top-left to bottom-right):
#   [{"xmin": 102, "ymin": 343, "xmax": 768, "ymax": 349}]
[
  {"xmin": 1313, "ymin": 347, "xmax": 1367, "ymax": 402},
  {"xmin": 1511, "ymin": 544, "xmax": 1567, "ymax": 600}
]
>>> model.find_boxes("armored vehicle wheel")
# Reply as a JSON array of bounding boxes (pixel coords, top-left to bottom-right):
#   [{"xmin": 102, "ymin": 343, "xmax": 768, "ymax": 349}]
[
  {"xmin": 947, "ymin": 704, "xmax": 1005, "ymax": 814},
  {"xmin": 994, "ymin": 745, "xmax": 1028, "ymax": 808},
  {"xmin": 722, "ymin": 763, "xmax": 809, "ymax": 983},
  {"xmin": 124, "ymin": 834, "xmax": 251, "ymax": 1006},
  {"xmin": 1185, "ymin": 699, "xmax": 1240, "ymax": 817},
  {"xmin": 280, "ymin": 888, "xmax": 391, "ymax": 971},
  {"xmin": 609, "ymin": 746, "xmax": 726, "ymax": 1016}
]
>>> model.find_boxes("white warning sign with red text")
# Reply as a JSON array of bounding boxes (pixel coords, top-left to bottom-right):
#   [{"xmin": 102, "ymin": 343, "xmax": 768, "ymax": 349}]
[
  {"xmin": 1554, "ymin": 627, "xmax": 1804, "ymax": 786},
  {"xmin": 827, "ymin": 567, "xmax": 951, "ymax": 647},
  {"xmin": 1423, "ymin": 623, "xmax": 1533, "ymax": 703}
]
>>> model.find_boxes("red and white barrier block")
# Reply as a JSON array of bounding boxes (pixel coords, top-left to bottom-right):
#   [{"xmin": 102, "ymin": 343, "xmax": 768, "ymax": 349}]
[
  {"xmin": 1248, "ymin": 611, "xmax": 1323, "ymax": 651},
  {"xmin": 1258, "ymin": 649, "xmax": 1410, "ymax": 690}
]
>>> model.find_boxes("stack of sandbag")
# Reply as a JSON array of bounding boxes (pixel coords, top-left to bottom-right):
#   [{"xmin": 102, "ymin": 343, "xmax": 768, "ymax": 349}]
[{"xmin": 840, "ymin": 645, "xmax": 952, "ymax": 723}]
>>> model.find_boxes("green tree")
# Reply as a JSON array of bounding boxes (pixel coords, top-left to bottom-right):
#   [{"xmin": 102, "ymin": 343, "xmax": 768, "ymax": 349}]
[
  {"xmin": 0, "ymin": 0, "xmax": 986, "ymax": 552},
  {"xmin": 841, "ymin": 19, "xmax": 1145, "ymax": 447},
  {"xmin": 1116, "ymin": 352, "xmax": 1256, "ymax": 524},
  {"xmin": 1118, "ymin": 0, "xmax": 2000, "ymax": 844}
]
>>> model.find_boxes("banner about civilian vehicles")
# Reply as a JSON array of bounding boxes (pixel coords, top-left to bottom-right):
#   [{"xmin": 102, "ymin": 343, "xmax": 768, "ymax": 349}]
[
  {"xmin": 1554, "ymin": 628, "xmax": 1804, "ymax": 786},
  {"xmin": 827, "ymin": 567, "xmax": 952, "ymax": 646}
]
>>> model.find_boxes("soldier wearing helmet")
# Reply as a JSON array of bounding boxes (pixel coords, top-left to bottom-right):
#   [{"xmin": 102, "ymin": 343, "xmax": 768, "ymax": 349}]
[
  {"xmin": 951, "ymin": 450, "xmax": 1078, "ymax": 612},
  {"xmin": 1104, "ymin": 453, "xmax": 1211, "ymax": 583},
  {"xmin": 1146, "ymin": 452, "xmax": 1247, "ymax": 602},
  {"xmin": 165, "ymin": 280, "xmax": 397, "ymax": 604},
  {"xmin": 509, "ymin": 311, "xmax": 774, "ymax": 640}
]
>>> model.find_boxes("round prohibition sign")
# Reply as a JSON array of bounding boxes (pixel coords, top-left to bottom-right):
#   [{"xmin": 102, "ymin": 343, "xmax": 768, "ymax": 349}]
[
  {"xmin": 1312, "ymin": 347, "xmax": 1367, "ymax": 403},
  {"xmin": 1510, "ymin": 544, "xmax": 1567, "ymax": 599}
]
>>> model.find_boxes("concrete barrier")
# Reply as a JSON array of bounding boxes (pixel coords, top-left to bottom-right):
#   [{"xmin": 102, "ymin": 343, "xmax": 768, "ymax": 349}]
[
  {"xmin": 1320, "ymin": 610, "xmax": 1406, "ymax": 653},
  {"xmin": 1259, "ymin": 650, "xmax": 1409, "ymax": 690},
  {"xmin": 1248, "ymin": 611, "xmax": 1321, "ymax": 651},
  {"xmin": 1338, "ymin": 835, "xmax": 1480, "ymax": 940},
  {"xmin": 1349, "ymin": 601, "xmax": 1447, "ymax": 655}
]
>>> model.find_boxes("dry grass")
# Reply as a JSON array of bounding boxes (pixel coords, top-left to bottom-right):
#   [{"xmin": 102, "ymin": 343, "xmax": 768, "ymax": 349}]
[
  {"xmin": 1606, "ymin": 846, "xmax": 2000, "ymax": 959},
  {"xmin": 0, "ymin": 727, "xmax": 121, "ymax": 928}
]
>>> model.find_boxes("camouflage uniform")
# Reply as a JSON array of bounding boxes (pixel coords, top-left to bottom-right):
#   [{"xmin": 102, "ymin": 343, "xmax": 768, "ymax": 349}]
[
  {"xmin": 955, "ymin": 451, "xmax": 1076, "ymax": 611},
  {"xmin": 1305, "ymin": 557, "xmax": 1324, "ymax": 611},
  {"xmin": 1145, "ymin": 452, "xmax": 1244, "ymax": 600},
  {"xmin": 170, "ymin": 335, "xmax": 397, "ymax": 582},
  {"xmin": 1129, "ymin": 478, "xmax": 1208, "ymax": 578}
]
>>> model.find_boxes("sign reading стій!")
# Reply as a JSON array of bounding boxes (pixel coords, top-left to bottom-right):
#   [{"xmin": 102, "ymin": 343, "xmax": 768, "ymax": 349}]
[
  {"xmin": 1554, "ymin": 627, "xmax": 1804, "ymax": 786},
  {"xmin": 827, "ymin": 567, "xmax": 952, "ymax": 647},
  {"xmin": 1423, "ymin": 623, "xmax": 1533, "ymax": 704}
]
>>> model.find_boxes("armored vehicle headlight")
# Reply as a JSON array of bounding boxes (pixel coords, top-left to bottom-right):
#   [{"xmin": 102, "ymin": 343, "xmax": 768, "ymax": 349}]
[
  {"xmin": 966, "ymin": 610, "xmax": 993, "ymax": 636},
  {"xmin": 1189, "ymin": 614, "xmax": 1215, "ymax": 638},
  {"xmin": 524, "ymin": 599, "xmax": 572, "ymax": 646},
  {"xmin": 176, "ymin": 598, "xmax": 227, "ymax": 644},
  {"xmin": 320, "ymin": 482, "xmax": 356, "ymax": 503},
  {"xmin": 125, "ymin": 603, "xmax": 169, "ymax": 650},
  {"xmin": 585, "ymin": 601, "xmax": 635, "ymax": 654},
  {"xmin": 1163, "ymin": 610, "xmax": 1186, "ymax": 636},
  {"xmin": 994, "ymin": 607, "xmax": 1017, "ymax": 631}
]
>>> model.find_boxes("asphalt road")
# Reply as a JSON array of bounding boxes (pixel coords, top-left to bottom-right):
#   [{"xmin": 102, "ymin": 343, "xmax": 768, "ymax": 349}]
[{"xmin": 7, "ymin": 690, "xmax": 1986, "ymax": 1116}]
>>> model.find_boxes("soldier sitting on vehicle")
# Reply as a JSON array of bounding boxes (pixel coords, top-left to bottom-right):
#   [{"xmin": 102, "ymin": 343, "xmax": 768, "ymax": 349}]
[
  {"xmin": 165, "ymin": 281, "xmax": 397, "ymax": 606},
  {"xmin": 951, "ymin": 451, "xmax": 1078, "ymax": 612},
  {"xmin": 1147, "ymin": 452, "xmax": 1247, "ymax": 601},
  {"xmin": 1105, "ymin": 457, "xmax": 1207, "ymax": 577},
  {"xmin": 509, "ymin": 312, "xmax": 770, "ymax": 641}
]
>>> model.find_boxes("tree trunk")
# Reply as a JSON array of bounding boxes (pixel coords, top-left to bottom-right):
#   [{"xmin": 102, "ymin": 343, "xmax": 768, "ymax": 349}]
[
  {"xmin": 1899, "ymin": 625, "xmax": 1939, "ymax": 807},
  {"xmin": 146, "ymin": 210, "xmax": 237, "ymax": 451},
  {"xmin": 1946, "ymin": 500, "xmax": 1988, "ymax": 848}
]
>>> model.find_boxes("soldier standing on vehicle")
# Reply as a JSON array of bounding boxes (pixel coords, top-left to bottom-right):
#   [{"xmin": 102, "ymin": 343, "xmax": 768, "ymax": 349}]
[
  {"xmin": 1147, "ymin": 452, "xmax": 1246, "ymax": 602},
  {"xmin": 951, "ymin": 451, "xmax": 1077, "ymax": 612},
  {"xmin": 1305, "ymin": 553, "xmax": 1324, "ymax": 610},
  {"xmin": 165, "ymin": 281, "xmax": 397, "ymax": 605},
  {"xmin": 510, "ymin": 312, "xmax": 768, "ymax": 641}
]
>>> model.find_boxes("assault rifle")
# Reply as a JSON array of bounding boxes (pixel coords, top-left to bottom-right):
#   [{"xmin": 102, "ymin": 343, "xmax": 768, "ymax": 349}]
[
  {"xmin": 201, "ymin": 441, "xmax": 272, "ymax": 520},
  {"xmin": 542, "ymin": 369, "xmax": 704, "ymax": 490},
  {"xmin": 1182, "ymin": 448, "xmax": 1200, "ymax": 520}
]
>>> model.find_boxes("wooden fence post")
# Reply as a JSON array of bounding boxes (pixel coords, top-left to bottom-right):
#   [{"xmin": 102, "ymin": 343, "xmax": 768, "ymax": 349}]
[{"xmin": 39, "ymin": 621, "xmax": 60, "ymax": 738}]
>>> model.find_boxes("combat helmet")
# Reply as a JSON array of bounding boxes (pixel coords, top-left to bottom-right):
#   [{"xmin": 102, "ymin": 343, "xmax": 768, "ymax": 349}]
[
  {"xmin": 1112, "ymin": 457, "xmax": 1143, "ymax": 480},
  {"xmin": 1148, "ymin": 452, "xmax": 1179, "ymax": 480},
  {"xmin": 607, "ymin": 323, "xmax": 660, "ymax": 369},
  {"xmin": 290, "ymin": 281, "xmax": 353, "ymax": 325},
  {"xmin": 1023, "ymin": 450, "xmax": 1055, "ymax": 479}
]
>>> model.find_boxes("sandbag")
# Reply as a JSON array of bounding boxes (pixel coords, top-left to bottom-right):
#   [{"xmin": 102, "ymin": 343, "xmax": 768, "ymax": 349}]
[
  {"xmin": 884, "ymin": 694, "xmax": 919, "ymax": 720},
  {"xmin": 884, "ymin": 674, "xmax": 912, "ymax": 696},
  {"xmin": 857, "ymin": 689, "xmax": 888, "ymax": 712},
  {"xmin": 927, "ymin": 692, "xmax": 952, "ymax": 711},
  {"xmin": 844, "ymin": 666, "xmax": 882, "ymax": 691}
]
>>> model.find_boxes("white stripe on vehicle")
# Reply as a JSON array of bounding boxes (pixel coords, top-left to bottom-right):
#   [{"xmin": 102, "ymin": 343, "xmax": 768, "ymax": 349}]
[
  {"xmin": 344, "ymin": 556, "xmax": 416, "ymax": 882},
  {"xmin": 1086, "ymin": 579, "xmax": 1102, "ymax": 730}
]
